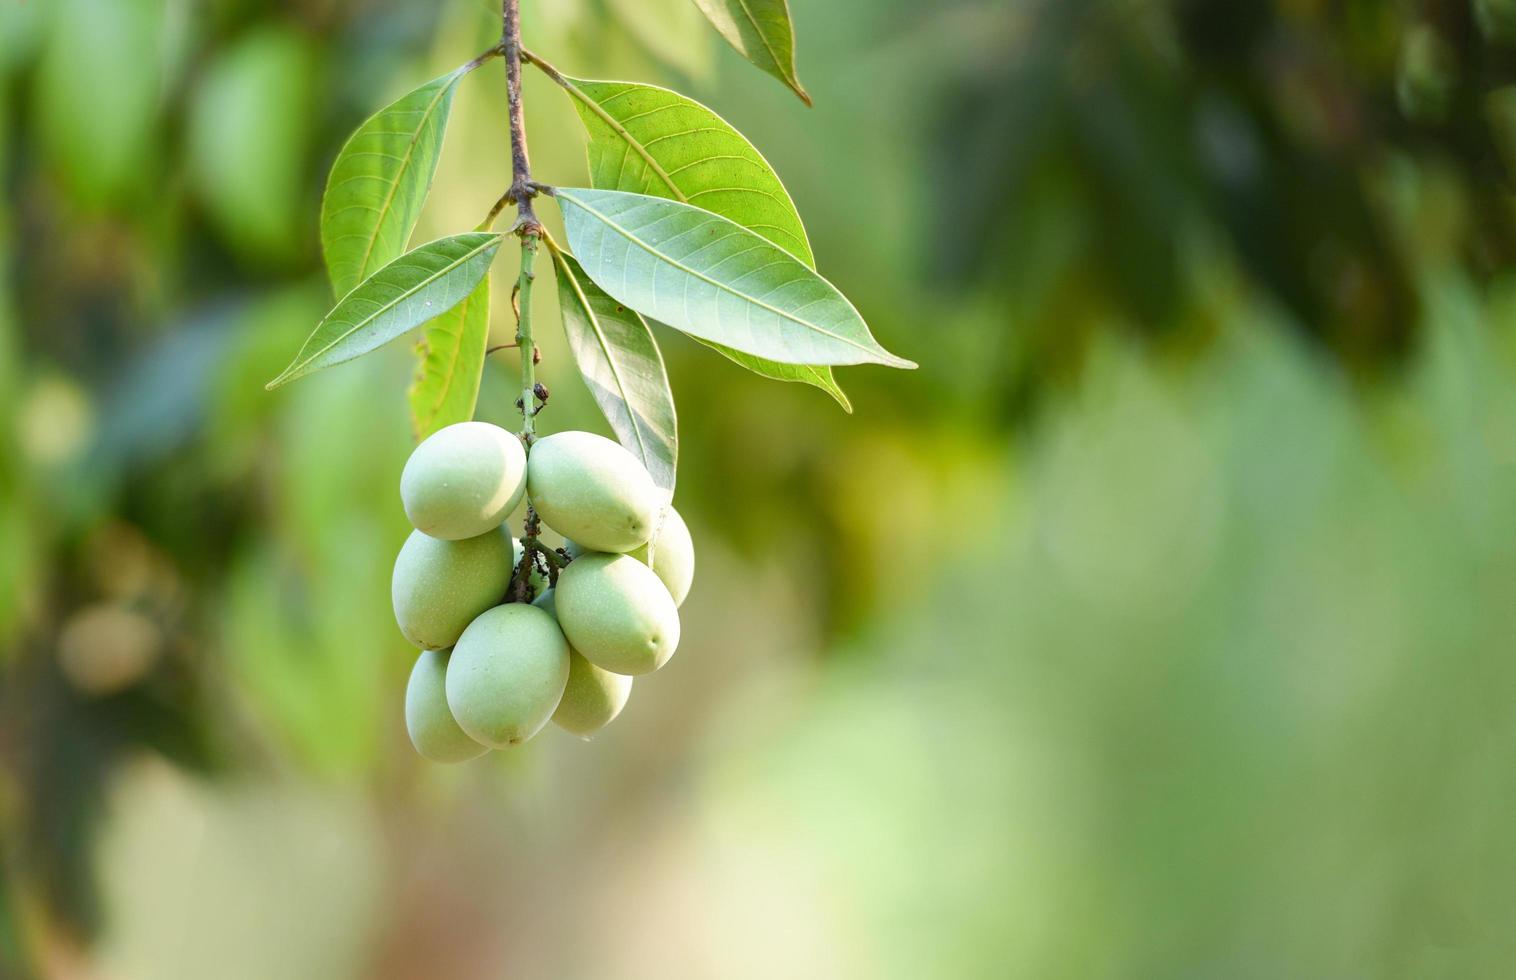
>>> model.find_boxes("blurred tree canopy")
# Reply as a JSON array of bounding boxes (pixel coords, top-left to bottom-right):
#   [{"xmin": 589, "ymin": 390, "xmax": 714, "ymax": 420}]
[{"xmin": 4, "ymin": 0, "xmax": 1516, "ymax": 976}]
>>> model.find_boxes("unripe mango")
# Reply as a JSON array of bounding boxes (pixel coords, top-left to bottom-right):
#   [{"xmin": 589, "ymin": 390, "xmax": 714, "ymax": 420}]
[
  {"xmin": 445, "ymin": 603, "xmax": 569, "ymax": 747},
  {"xmin": 526, "ymin": 431, "xmax": 659, "ymax": 553},
  {"xmin": 629, "ymin": 507, "xmax": 694, "ymax": 608},
  {"xmin": 392, "ymin": 525, "xmax": 514, "ymax": 650},
  {"xmin": 401, "ymin": 421, "xmax": 526, "ymax": 540},
  {"xmin": 405, "ymin": 649, "xmax": 487, "ymax": 763},
  {"xmin": 554, "ymin": 553, "xmax": 680, "ymax": 675},
  {"xmin": 535, "ymin": 589, "xmax": 633, "ymax": 735}
]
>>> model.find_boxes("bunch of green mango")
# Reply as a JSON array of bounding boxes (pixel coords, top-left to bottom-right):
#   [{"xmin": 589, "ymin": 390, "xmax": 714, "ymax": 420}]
[{"xmin": 391, "ymin": 423, "xmax": 694, "ymax": 762}]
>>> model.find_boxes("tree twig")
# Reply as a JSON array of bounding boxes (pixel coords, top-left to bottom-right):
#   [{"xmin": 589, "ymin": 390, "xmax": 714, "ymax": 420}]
[
  {"xmin": 501, "ymin": 0, "xmax": 541, "ymax": 442},
  {"xmin": 500, "ymin": 0, "xmax": 574, "ymax": 600}
]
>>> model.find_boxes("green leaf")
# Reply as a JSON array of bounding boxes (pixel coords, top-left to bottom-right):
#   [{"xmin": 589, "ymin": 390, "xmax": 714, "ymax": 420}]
[
  {"xmin": 557, "ymin": 74, "xmax": 850, "ymax": 405},
  {"xmin": 556, "ymin": 188, "xmax": 914, "ymax": 370},
  {"xmin": 692, "ymin": 0, "xmax": 810, "ymax": 105},
  {"xmin": 320, "ymin": 67, "xmax": 465, "ymax": 299},
  {"xmin": 561, "ymin": 75, "xmax": 813, "ymax": 264},
  {"xmin": 408, "ymin": 273, "xmax": 491, "ymax": 440},
  {"xmin": 551, "ymin": 248, "xmax": 677, "ymax": 494},
  {"xmin": 694, "ymin": 338, "xmax": 853, "ymax": 412},
  {"xmin": 267, "ymin": 233, "xmax": 502, "ymax": 390}
]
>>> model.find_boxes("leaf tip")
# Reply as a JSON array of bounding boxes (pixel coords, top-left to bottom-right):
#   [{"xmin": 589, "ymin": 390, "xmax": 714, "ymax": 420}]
[{"xmin": 265, "ymin": 361, "xmax": 302, "ymax": 390}]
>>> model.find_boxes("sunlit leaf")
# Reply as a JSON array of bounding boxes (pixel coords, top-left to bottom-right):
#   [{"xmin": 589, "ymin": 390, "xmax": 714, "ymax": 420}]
[
  {"xmin": 267, "ymin": 233, "xmax": 502, "ymax": 390},
  {"xmin": 556, "ymin": 74, "xmax": 849, "ymax": 405},
  {"xmin": 692, "ymin": 0, "xmax": 810, "ymax": 104},
  {"xmin": 552, "ymin": 248, "xmax": 677, "ymax": 494},
  {"xmin": 557, "ymin": 188, "xmax": 914, "ymax": 369},
  {"xmin": 408, "ymin": 273, "xmax": 491, "ymax": 440},
  {"xmin": 562, "ymin": 75, "xmax": 812, "ymax": 262},
  {"xmin": 321, "ymin": 67, "xmax": 466, "ymax": 298}
]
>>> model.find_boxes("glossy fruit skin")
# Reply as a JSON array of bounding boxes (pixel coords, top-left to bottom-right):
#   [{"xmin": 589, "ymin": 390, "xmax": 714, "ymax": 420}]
[
  {"xmin": 401, "ymin": 421, "xmax": 526, "ymax": 540},
  {"xmin": 445, "ymin": 603, "xmax": 569, "ymax": 748},
  {"xmin": 405, "ymin": 649, "xmax": 487, "ymax": 763},
  {"xmin": 554, "ymin": 553, "xmax": 680, "ymax": 675},
  {"xmin": 526, "ymin": 431, "xmax": 660, "ymax": 553},
  {"xmin": 629, "ymin": 506, "xmax": 694, "ymax": 608},
  {"xmin": 535, "ymin": 589, "xmax": 633, "ymax": 736},
  {"xmin": 392, "ymin": 525, "xmax": 514, "ymax": 650}
]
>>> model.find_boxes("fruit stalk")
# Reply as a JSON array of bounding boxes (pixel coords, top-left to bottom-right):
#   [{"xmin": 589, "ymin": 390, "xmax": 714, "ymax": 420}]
[
  {"xmin": 501, "ymin": 0, "xmax": 557, "ymax": 597},
  {"xmin": 501, "ymin": 0, "xmax": 541, "ymax": 441}
]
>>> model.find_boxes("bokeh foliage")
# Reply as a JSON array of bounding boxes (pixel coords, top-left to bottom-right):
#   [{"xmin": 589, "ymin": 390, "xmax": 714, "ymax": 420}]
[{"xmin": 3, "ymin": 0, "xmax": 1516, "ymax": 975}]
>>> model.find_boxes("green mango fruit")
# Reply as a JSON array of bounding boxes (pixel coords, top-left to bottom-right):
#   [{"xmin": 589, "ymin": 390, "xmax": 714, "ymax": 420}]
[
  {"xmin": 526, "ymin": 431, "xmax": 659, "ymax": 553},
  {"xmin": 405, "ymin": 649, "xmax": 487, "ymax": 763},
  {"xmin": 392, "ymin": 525, "xmax": 514, "ymax": 649},
  {"xmin": 554, "ymin": 553, "xmax": 680, "ymax": 675},
  {"xmin": 401, "ymin": 421, "xmax": 527, "ymax": 540},
  {"xmin": 445, "ymin": 603, "xmax": 570, "ymax": 747},
  {"xmin": 535, "ymin": 589, "xmax": 633, "ymax": 736},
  {"xmin": 629, "ymin": 506, "xmax": 694, "ymax": 608}
]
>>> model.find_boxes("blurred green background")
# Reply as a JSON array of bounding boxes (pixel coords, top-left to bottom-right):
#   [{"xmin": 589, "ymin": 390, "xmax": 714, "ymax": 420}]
[{"xmin": 4, "ymin": 0, "xmax": 1516, "ymax": 975}]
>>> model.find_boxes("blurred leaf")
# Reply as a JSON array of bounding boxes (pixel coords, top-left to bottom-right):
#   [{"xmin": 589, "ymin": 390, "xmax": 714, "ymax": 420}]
[
  {"xmin": 551, "ymin": 248, "xmax": 677, "ymax": 493},
  {"xmin": 187, "ymin": 27, "xmax": 318, "ymax": 264},
  {"xmin": 1397, "ymin": 24, "xmax": 1456, "ymax": 124},
  {"xmin": 0, "ymin": 0, "xmax": 48, "ymax": 74},
  {"xmin": 34, "ymin": 0, "xmax": 168, "ymax": 208},
  {"xmin": 321, "ymin": 66, "xmax": 469, "ymax": 298},
  {"xmin": 408, "ymin": 273, "xmax": 491, "ymax": 440},
  {"xmin": 605, "ymin": 0, "xmax": 713, "ymax": 81},
  {"xmin": 691, "ymin": 0, "xmax": 810, "ymax": 105},
  {"xmin": 556, "ymin": 188, "xmax": 913, "ymax": 369},
  {"xmin": 556, "ymin": 73, "xmax": 849, "ymax": 405},
  {"xmin": 267, "ymin": 233, "xmax": 503, "ymax": 390},
  {"xmin": 1477, "ymin": 0, "xmax": 1516, "ymax": 43}
]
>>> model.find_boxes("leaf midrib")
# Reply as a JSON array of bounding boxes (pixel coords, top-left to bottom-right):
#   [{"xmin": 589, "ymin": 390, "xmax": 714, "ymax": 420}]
[
  {"xmin": 339, "ymin": 75, "xmax": 457, "ymax": 294},
  {"xmin": 553, "ymin": 250, "xmax": 656, "ymax": 470},
  {"xmin": 562, "ymin": 77, "xmax": 687, "ymax": 204},
  {"xmin": 415, "ymin": 282, "xmax": 483, "ymax": 427},
  {"xmin": 734, "ymin": 0, "xmax": 787, "ymax": 75},
  {"xmin": 560, "ymin": 191, "xmax": 894, "ymax": 363},
  {"xmin": 273, "ymin": 235, "xmax": 498, "ymax": 387}
]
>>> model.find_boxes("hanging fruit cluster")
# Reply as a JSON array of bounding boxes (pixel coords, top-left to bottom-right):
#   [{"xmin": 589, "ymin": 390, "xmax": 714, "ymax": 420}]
[{"xmin": 394, "ymin": 422, "xmax": 694, "ymax": 761}]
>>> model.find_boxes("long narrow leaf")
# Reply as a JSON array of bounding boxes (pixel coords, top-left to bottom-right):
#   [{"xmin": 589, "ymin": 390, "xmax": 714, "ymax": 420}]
[
  {"xmin": 555, "ymin": 74, "xmax": 850, "ymax": 407},
  {"xmin": 557, "ymin": 188, "xmax": 914, "ymax": 369},
  {"xmin": 320, "ymin": 67, "xmax": 465, "ymax": 298},
  {"xmin": 562, "ymin": 75, "xmax": 813, "ymax": 264},
  {"xmin": 267, "ymin": 233, "xmax": 502, "ymax": 390},
  {"xmin": 408, "ymin": 273, "xmax": 491, "ymax": 439},
  {"xmin": 692, "ymin": 0, "xmax": 810, "ymax": 105},
  {"xmin": 552, "ymin": 248, "xmax": 677, "ymax": 494}
]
